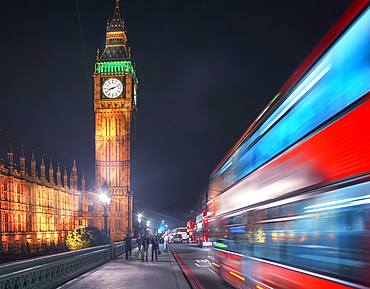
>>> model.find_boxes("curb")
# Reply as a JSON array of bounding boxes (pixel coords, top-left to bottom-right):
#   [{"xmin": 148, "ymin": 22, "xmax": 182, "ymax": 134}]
[
  {"xmin": 168, "ymin": 247, "xmax": 191, "ymax": 289},
  {"xmin": 169, "ymin": 245, "xmax": 205, "ymax": 289}
]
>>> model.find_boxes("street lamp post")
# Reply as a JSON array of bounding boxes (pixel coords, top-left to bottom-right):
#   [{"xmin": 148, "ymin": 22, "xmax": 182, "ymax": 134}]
[
  {"xmin": 127, "ymin": 188, "xmax": 133, "ymax": 235},
  {"xmin": 99, "ymin": 183, "xmax": 111, "ymax": 244},
  {"xmin": 138, "ymin": 214, "xmax": 142, "ymax": 234},
  {"xmin": 147, "ymin": 220, "xmax": 150, "ymax": 235}
]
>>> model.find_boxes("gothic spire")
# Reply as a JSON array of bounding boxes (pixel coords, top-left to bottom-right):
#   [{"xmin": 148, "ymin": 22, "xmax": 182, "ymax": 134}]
[
  {"xmin": 71, "ymin": 157, "xmax": 78, "ymax": 190},
  {"xmin": 31, "ymin": 150, "xmax": 36, "ymax": 177},
  {"xmin": 20, "ymin": 144, "xmax": 25, "ymax": 158},
  {"xmin": 57, "ymin": 162, "xmax": 62, "ymax": 186},
  {"xmin": 63, "ymin": 166, "xmax": 68, "ymax": 188},
  {"xmin": 20, "ymin": 144, "xmax": 25, "ymax": 175},
  {"xmin": 40, "ymin": 155, "xmax": 45, "ymax": 181},
  {"xmin": 49, "ymin": 159, "xmax": 54, "ymax": 184},
  {"xmin": 97, "ymin": 0, "xmax": 128, "ymax": 61},
  {"xmin": 81, "ymin": 171, "xmax": 86, "ymax": 193},
  {"xmin": 7, "ymin": 138, "xmax": 13, "ymax": 167},
  {"xmin": 72, "ymin": 157, "xmax": 77, "ymax": 174},
  {"xmin": 108, "ymin": 0, "xmax": 124, "ymax": 32}
]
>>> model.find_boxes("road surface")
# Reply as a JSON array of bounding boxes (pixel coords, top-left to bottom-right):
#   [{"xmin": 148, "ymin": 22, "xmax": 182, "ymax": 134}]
[{"xmin": 170, "ymin": 242, "xmax": 234, "ymax": 289}]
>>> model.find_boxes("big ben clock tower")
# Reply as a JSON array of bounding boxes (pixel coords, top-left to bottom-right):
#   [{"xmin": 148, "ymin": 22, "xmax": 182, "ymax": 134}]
[{"xmin": 94, "ymin": 0, "xmax": 138, "ymax": 240}]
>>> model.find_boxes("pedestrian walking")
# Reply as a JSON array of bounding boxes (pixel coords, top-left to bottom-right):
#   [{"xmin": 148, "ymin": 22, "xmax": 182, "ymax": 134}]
[
  {"xmin": 123, "ymin": 234, "xmax": 133, "ymax": 260},
  {"xmin": 163, "ymin": 234, "xmax": 170, "ymax": 252},
  {"xmin": 151, "ymin": 235, "xmax": 159, "ymax": 261},
  {"xmin": 137, "ymin": 233, "xmax": 142, "ymax": 250},
  {"xmin": 142, "ymin": 234, "xmax": 150, "ymax": 261}
]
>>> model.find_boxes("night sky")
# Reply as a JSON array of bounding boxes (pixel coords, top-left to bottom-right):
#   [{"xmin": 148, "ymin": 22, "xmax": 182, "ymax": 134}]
[{"xmin": 0, "ymin": 0, "xmax": 354, "ymax": 216}]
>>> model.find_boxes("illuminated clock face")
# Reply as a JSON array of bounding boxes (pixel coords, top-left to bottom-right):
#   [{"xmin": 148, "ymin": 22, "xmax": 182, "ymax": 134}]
[{"xmin": 102, "ymin": 78, "xmax": 123, "ymax": 98}]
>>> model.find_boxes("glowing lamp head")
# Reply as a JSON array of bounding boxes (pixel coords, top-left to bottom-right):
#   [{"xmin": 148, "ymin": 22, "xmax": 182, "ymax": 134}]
[
  {"xmin": 100, "ymin": 183, "xmax": 111, "ymax": 206},
  {"xmin": 99, "ymin": 193, "xmax": 111, "ymax": 206}
]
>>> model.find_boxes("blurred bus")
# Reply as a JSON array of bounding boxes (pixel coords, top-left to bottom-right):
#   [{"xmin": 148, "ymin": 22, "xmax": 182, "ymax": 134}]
[
  {"xmin": 208, "ymin": 1, "xmax": 370, "ymax": 288},
  {"xmin": 187, "ymin": 219, "xmax": 197, "ymax": 242},
  {"xmin": 196, "ymin": 211, "xmax": 212, "ymax": 247}
]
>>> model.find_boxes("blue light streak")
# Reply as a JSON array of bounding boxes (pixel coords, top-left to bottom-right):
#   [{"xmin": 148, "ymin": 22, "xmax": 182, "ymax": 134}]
[{"xmin": 304, "ymin": 194, "xmax": 370, "ymax": 213}]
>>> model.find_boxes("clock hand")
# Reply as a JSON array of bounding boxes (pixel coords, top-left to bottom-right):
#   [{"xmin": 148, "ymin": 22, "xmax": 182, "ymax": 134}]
[{"xmin": 109, "ymin": 86, "xmax": 117, "ymax": 91}]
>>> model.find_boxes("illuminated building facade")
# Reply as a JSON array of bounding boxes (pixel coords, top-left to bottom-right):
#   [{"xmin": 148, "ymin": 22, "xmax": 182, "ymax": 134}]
[
  {"xmin": 93, "ymin": 0, "xmax": 138, "ymax": 241},
  {"xmin": 0, "ymin": 142, "xmax": 131, "ymax": 253},
  {"xmin": 0, "ymin": 144, "xmax": 91, "ymax": 253}
]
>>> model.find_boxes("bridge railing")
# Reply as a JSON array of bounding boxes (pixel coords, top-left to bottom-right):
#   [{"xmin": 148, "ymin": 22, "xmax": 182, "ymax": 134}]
[
  {"xmin": 0, "ymin": 239, "xmax": 137, "ymax": 289},
  {"xmin": 112, "ymin": 238, "xmax": 137, "ymax": 259}
]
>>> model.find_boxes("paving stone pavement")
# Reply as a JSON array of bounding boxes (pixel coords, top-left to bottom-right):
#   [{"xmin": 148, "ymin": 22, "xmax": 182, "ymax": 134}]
[{"xmin": 57, "ymin": 244, "xmax": 190, "ymax": 289}]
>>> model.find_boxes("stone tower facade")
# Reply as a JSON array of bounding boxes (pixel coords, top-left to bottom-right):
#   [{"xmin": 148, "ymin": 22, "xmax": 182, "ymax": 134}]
[{"xmin": 93, "ymin": 0, "xmax": 138, "ymax": 240}]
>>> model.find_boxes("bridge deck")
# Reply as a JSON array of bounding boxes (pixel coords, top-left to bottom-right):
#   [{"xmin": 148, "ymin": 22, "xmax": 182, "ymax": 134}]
[{"xmin": 57, "ymin": 244, "xmax": 190, "ymax": 289}]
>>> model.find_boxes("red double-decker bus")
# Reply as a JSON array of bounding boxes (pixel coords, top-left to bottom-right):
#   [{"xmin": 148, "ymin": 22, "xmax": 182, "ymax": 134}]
[
  {"xmin": 186, "ymin": 219, "xmax": 196, "ymax": 242},
  {"xmin": 195, "ymin": 210, "xmax": 212, "ymax": 247},
  {"xmin": 208, "ymin": 1, "xmax": 370, "ymax": 288}
]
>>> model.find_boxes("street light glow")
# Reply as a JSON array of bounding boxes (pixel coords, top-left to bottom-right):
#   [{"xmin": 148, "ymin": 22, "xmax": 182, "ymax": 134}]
[
  {"xmin": 99, "ymin": 183, "xmax": 111, "ymax": 244},
  {"xmin": 99, "ymin": 193, "xmax": 111, "ymax": 205}
]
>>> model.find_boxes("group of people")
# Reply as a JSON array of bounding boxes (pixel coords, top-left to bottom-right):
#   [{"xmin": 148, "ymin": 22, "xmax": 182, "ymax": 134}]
[
  {"xmin": 137, "ymin": 233, "xmax": 159, "ymax": 261},
  {"xmin": 123, "ymin": 233, "xmax": 172, "ymax": 261}
]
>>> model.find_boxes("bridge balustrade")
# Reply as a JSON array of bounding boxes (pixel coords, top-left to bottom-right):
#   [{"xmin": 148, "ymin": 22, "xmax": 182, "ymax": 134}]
[{"xmin": 0, "ymin": 239, "xmax": 137, "ymax": 289}]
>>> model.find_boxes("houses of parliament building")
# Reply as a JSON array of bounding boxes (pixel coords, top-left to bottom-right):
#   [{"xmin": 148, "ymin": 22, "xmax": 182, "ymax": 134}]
[{"xmin": 0, "ymin": 0, "xmax": 138, "ymax": 253}]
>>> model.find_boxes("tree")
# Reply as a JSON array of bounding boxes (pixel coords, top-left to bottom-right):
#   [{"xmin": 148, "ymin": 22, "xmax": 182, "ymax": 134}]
[
  {"xmin": 85, "ymin": 226, "xmax": 103, "ymax": 244},
  {"xmin": 65, "ymin": 227, "xmax": 101, "ymax": 251}
]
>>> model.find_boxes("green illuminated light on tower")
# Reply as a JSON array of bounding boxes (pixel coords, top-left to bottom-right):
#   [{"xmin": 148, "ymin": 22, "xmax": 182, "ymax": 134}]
[{"xmin": 95, "ymin": 61, "xmax": 138, "ymax": 83}]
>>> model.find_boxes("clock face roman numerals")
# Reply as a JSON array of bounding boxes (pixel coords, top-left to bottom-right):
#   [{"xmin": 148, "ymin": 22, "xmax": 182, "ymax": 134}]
[{"xmin": 102, "ymin": 78, "xmax": 123, "ymax": 98}]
